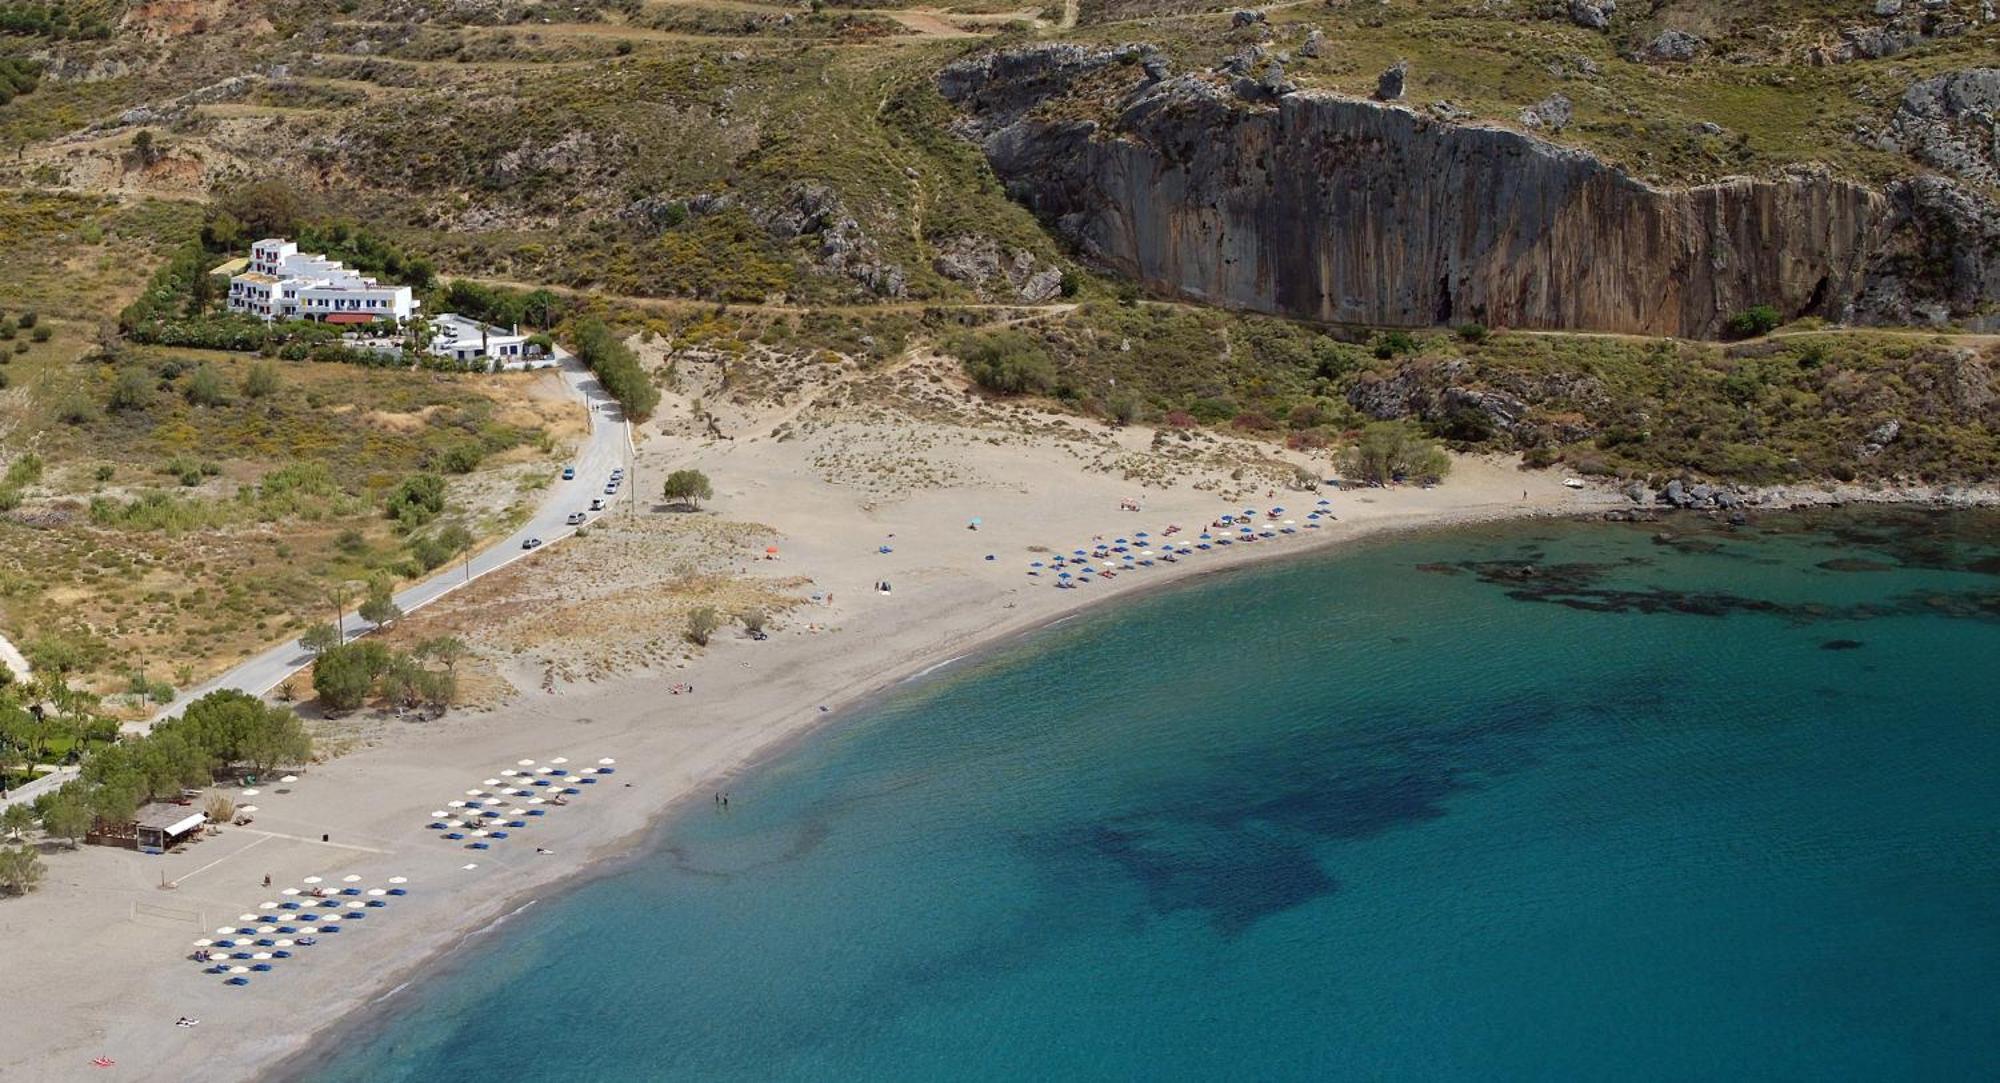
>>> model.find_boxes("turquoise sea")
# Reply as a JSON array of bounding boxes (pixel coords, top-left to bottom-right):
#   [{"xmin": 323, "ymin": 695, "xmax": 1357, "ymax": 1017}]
[{"xmin": 306, "ymin": 510, "xmax": 2000, "ymax": 1082}]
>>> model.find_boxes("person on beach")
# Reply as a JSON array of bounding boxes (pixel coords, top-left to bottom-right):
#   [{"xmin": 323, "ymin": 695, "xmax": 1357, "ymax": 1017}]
[{"xmin": 262, "ymin": 874, "xmax": 271, "ymax": 888}]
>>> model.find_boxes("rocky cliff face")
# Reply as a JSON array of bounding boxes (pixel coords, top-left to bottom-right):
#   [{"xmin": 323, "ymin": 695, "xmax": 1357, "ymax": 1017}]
[{"xmin": 939, "ymin": 46, "xmax": 2000, "ymax": 337}]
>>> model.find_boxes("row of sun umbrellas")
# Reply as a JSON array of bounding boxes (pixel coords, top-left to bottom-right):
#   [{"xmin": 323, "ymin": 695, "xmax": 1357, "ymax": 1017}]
[
  {"xmin": 190, "ymin": 874, "xmax": 412, "ymax": 986},
  {"xmin": 425, "ymin": 757, "xmax": 618, "ymax": 851},
  {"xmin": 1027, "ymin": 501, "xmax": 1336, "ymax": 587}
]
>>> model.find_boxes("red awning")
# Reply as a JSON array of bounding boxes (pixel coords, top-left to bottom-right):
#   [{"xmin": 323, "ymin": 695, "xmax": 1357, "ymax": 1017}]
[{"xmin": 325, "ymin": 313, "xmax": 378, "ymax": 325}]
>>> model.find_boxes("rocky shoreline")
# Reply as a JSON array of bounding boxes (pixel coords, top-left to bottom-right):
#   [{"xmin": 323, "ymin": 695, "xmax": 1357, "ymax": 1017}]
[{"xmin": 1595, "ymin": 477, "xmax": 2000, "ymax": 523}]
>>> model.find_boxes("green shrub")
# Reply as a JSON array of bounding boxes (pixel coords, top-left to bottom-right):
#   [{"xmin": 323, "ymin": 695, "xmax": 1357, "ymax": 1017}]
[
  {"xmin": 1725, "ymin": 305, "xmax": 1781, "ymax": 339},
  {"xmin": 385, "ymin": 473, "xmax": 447, "ymax": 529},
  {"xmin": 953, "ymin": 329, "xmax": 1056, "ymax": 395},
  {"xmin": 1372, "ymin": 330, "xmax": 1418, "ymax": 359},
  {"xmin": 1455, "ymin": 323, "xmax": 1489, "ymax": 344}
]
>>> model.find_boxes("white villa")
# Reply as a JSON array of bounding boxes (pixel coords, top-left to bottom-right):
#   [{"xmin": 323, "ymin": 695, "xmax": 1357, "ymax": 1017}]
[
  {"xmin": 227, "ymin": 238, "xmax": 418, "ymax": 324},
  {"xmin": 428, "ymin": 313, "xmax": 532, "ymax": 366}
]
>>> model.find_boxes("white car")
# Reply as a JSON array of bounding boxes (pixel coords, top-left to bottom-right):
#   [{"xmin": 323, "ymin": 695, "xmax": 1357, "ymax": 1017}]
[
  {"xmin": 521, "ymin": 537, "xmax": 544, "ymax": 550},
  {"xmin": 565, "ymin": 512, "xmax": 587, "ymax": 526}
]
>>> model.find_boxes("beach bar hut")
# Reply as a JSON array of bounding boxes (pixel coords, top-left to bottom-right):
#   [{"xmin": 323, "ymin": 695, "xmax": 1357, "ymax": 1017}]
[{"xmin": 135, "ymin": 803, "xmax": 207, "ymax": 855}]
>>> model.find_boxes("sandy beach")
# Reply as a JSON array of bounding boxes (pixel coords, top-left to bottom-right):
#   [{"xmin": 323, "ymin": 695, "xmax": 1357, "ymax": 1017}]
[{"xmin": 0, "ymin": 351, "xmax": 1625, "ymax": 1081}]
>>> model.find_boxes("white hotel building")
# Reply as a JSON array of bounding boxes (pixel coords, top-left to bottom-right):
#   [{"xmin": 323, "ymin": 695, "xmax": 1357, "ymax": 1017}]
[{"xmin": 227, "ymin": 238, "xmax": 418, "ymax": 325}]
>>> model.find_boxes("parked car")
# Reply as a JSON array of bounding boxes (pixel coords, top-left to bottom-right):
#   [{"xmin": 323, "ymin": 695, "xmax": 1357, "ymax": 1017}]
[
  {"xmin": 589, "ymin": 498, "xmax": 605, "ymax": 511},
  {"xmin": 604, "ymin": 483, "xmax": 619, "ymax": 495},
  {"xmin": 561, "ymin": 466, "xmax": 576, "ymax": 480},
  {"xmin": 566, "ymin": 512, "xmax": 587, "ymax": 526},
  {"xmin": 521, "ymin": 537, "xmax": 543, "ymax": 550}
]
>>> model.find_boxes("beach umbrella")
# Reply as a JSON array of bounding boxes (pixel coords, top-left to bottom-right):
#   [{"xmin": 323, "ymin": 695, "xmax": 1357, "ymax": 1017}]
[
  {"xmin": 192, "ymin": 939, "xmax": 213, "ymax": 948},
  {"xmin": 1317, "ymin": 499, "xmax": 1331, "ymax": 505},
  {"xmin": 482, "ymin": 778, "xmax": 501, "ymax": 786},
  {"xmin": 518, "ymin": 759, "xmax": 536, "ymax": 767},
  {"xmin": 1136, "ymin": 531, "xmax": 1150, "ymax": 538},
  {"xmin": 230, "ymin": 966, "xmax": 249, "ymax": 974},
  {"xmin": 342, "ymin": 874, "xmax": 361, "ymax": 883},
  {"xmin": 258, "ymin": 902, "xmax": 278, "ymax": 910},
  {"xmin": 500, "ymin": 769, "xmax": 519, "ymax": 777},
  {"xmin": 1272, "ymin": 506, "xmax": 1284, "ymax": 514},
  {"xmin": 242, "ymin": 789, "xmax": 259, "ymax": 797},
  {"xmin": 430, "ymin": 810, "xmax": 448, "ymax": 818},
  {"xmin": 389, "ymin": 877, "xmax": 408, "ymax": 884},
  {"xmin": 347, "ymin": 900, "xmax": 366, "ymax": 909},
  {"xmin": 465, "ymin": 790, "xmax": 484, "ymax": 796},
  {"xmin": 280, "ymin": 888, "xmax": 300, "ymax": 896},
  {"xmin": 280, "ymin": 775, "xmax": 299, "ymax": 783},
  {"xmin": 302, "ymin": 876, "xmax": 323, "ymax": 884},
  {"xmin": 252, "ymin": 952, "xmax": 273, "ymax": 961},
  {"xmin": 1057, "ymin": 572, "xmax": 1071, "ymax": 579},
  {"xmin": 447, "ymin": 800, "xmax": 466, "ymax": 808},
  {"xmin": 237, "ymin": 913, "xmax": 258, "ymax": 922},
  {"xmin": 368, "ymin": 888, "xmax": 387, "ymax": 897},
  {"xmin": 215, "ymin": 926, "xmax": 235, "ymax": 935},
  {"xmin": 275, "ymin": 940, "xmax": 294, "ymax": 948}
]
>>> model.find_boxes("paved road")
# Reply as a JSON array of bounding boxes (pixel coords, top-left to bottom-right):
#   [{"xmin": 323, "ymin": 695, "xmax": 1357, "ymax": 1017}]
[{"xmin": 138, "ymin": 357, "xmax": 633, "ymax": 731}]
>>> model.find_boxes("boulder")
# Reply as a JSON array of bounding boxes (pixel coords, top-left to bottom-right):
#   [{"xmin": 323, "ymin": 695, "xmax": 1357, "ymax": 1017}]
[
  {"xmin": 1298, "ymin": 28, "xmax": 1325, "ymax": 58},
  {"xmin": 1230, "ymin": 8, "xmax": 1265, "ymax": 27},
  {"xmin": 1373, "ymin": 60, "xmax": 1407, "ymax": 102},
  {"xmin": 1519, "ymin": 92, "xmax": 1573, "ymax": 132},
  {"xmin": 1881, "ymin": 69, "xmax": 2000, "ymax": 188},
  {"xmin": 1636, "ymin": 29, "xmax": 1703, "ymax": 63},
  {"xmin": 1566, "ymin": 0, "xmax": 1614, "ymax": 30}
]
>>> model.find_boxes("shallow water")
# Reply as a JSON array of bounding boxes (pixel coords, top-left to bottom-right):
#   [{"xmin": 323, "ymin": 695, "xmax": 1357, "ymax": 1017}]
[{"xmin": 309, "ymin": 510, "xmax": 2000, "ymax": 1081}]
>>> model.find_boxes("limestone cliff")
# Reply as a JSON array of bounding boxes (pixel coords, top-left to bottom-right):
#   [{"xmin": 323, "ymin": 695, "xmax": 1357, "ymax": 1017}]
[{"xmin": 939, "ymin": 46, "xmax": 1998, "ymax": 338}]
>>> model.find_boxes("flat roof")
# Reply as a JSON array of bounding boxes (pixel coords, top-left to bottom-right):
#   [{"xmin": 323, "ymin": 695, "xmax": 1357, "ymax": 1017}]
[
  {"xmin": 236, "ymin": 272, "xmax": 278, "ymax": 285},
  {"xmin": 135, "ymin": 804, "xmax": 206, "ymax": 834}
]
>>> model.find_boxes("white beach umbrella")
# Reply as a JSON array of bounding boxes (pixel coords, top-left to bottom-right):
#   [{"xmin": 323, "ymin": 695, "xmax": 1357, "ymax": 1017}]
[
  {"xmin": 551, "ymin": 757, "xmax": 569, "ymax": 765},
  {"xmin": 346, "ymin": 900, "xmax": 366, "ymax": 909},
  {"xmin": 431, "ymin": 810, "xmax": 448, "ymax": 818},
  {"xmin": 528, "ymin": 797, "xmax": 546, "ymax": 805},
  {"xmin": 280, "ymin": 775, "xmax": 299, "ymax": 783},
  {"xmin": 238, "ymin": 913, "xmax": 258, "ymax": 922},
  {"xmin": 257, "ymin": 926, "xmax": 276, "ymax": 934},
  {"xmin": 303, "ymin": 876, "xmax": 323, "ymax": 884},
  {"xmin": 447, "ymin": 801, "xmax": 466, "ymax": 808},
  {"xmin": 275, "ymin": 940, "xmax": 294, "ymax": 948},
  {"xmin": 389, "ymin": 876, "xmax": 408, "ymax": 884},
  {"xmin": 465, "ymin": 790, "xmax": 484, "ymax": 796},
  {"xmin": 320, "ymin": 913, "xmax": 342, "ymax": 922},
  {"xmin": 193, "ymin": 939, "xmax": 213, "ymax": 947},
  {"xmin": 500, "ymin": 770, "xmax": 519, "ymax": 777},
  {"xmin": 462, "ymin": 864, "xmax": 479, "ymax": 870},
  {"xmin": 252, "ymin": 952, "xmax": 273, "ymax": 961},
  {"xmin": 280, "ymin": 888, "xmax": 300, "ymax": 896},
  {"xmin": 598, "ymin": 758, "xmax": 616, "ymax": 766},
  {"xmin": 483, "ymin": 779, "xmax": 502, "ymax": 786},
  {"xmin": 342, "ymin": 874, "xmax": 362, "ymax": 883},
  {"xmin": 472, "ymin": 829, "xmax": 489, "ymax": 837},
  {"xmin": 258, "ymin": 902, "xmax": 278, "ymax": 910},
  {"xmin": 367, "ymin": 888, "xmax": 387, "ymax": 897},
  {"xmin": 241, "ymin": 789, "xmax": 260, "ymax": 797},
  {"xmin": 229, "ymin": 966, "xmax": 249, "ymax": 974},
  {"xmin": 239, "ymin": 805, "xmax": 259, "ymax": 813},
  {"xmin": 517, "ymin": 759, "xmax": 536, "ymax": 766},
  {"xmin": 215, "ymin": 926, "xmax": 235, "ymax": 935}
]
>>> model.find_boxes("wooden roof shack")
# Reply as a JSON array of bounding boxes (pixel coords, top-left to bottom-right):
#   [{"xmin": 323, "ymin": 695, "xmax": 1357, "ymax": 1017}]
[{"xmin": 134, "ymin": 803, "xmax": 206, "ymax": 854}]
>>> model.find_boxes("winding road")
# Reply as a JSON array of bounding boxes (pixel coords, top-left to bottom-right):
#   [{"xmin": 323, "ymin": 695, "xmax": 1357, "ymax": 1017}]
[{"xmin": 141, "ymin": 357, "xmax": 633, "ymax": 731}]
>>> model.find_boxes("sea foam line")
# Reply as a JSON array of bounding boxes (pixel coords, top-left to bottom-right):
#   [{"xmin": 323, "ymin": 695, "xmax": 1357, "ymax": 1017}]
[{"xmin": 906, "ymin": 656, "xmax": 966, "ymax": 682}]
